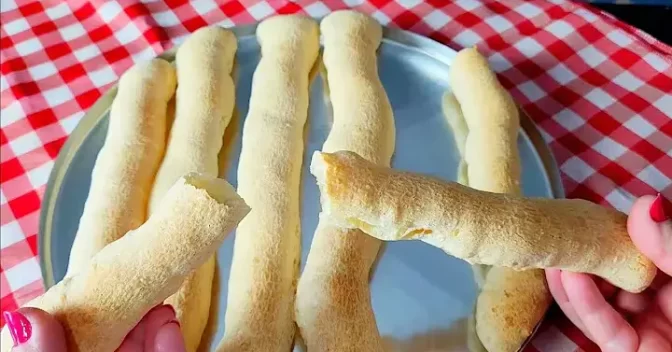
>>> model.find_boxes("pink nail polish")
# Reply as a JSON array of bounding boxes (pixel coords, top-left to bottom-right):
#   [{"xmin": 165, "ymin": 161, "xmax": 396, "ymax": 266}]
[
  {"xmin": 3, "ymin": 311, "xmax": 32, "ymax": 346},
  {"xmin": 650, "ymin": 193, "xmax": 671, "ymax": 223}
]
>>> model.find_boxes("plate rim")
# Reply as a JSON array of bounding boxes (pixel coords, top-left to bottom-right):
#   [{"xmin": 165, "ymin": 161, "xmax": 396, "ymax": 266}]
[{"xmin": 37, "ymin": 20, "xmax": 565, "ymax": 349}]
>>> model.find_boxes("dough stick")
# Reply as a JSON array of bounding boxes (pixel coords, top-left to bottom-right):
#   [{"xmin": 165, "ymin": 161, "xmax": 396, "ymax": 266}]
[
  {"xmin": 146, "ymin": 26, "xmax": 237, "ymax": 352},
  {"xmin": 310, "ymin": 151, "xmax": 657, "ymax": 293},
  {"xmin": 0, "ymin": 174, "xmax": 249, "ymax": 352},
  {"xmin": 449, "ymin": 48, "xmax": 551, "ymax": 352},
  {"xmin": 65, "ymin": 59, "xmax": 176, "ymax": 277},
  {"xmin": 442, "ymin": 91, "xmax": 469, "ymax": 186},
  {"xmin": 443, "ymin": 91, "xmax": 487, "ymax": 352},
  {"xmin": 216, "ymin": 15, "xmax": 318, "ymax": 352},
  {"xmin": 296, "ymin": 11, "xmax": 395, "ymax": 352}
]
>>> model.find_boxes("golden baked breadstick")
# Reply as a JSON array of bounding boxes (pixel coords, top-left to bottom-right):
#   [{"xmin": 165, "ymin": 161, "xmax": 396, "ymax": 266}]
[
  {"xmin": 148, "ymin": 27, "xmax": 237, "ymax": 209},
  {"xmin": 0, "ymin": 174, "xmax": 249, "ymax": 352},
  {"xmin": 295, "ymin": 11, "xmax": 394, "ymax": 352},
  {"xmin": 442, "ymin": 91, "xmax": 469, "ymax": 186},
  {"xmin": 449, "ymin": 48, "xmax": 552, "ymax": 352},
  {"xmin": 146, "ymin": 26, "xmax": 237, "ymax": 352},
  {"xmin": 475, "ymin": 269, "xmax": 549, "ymax": 351},
  {"xmin": 444, "ymin": 91, "xmax": 486, "ymax": 352},
  {"xmin": 311, "ymin": 151, "xmax": 657, "ymax": 293},
  {"xmin": 216, "ymin": 15, "xmax": 319, "ymax": 352},
  {"xmin": 65, "ymin": 59, "xmax": 176, "ymax": 277}
]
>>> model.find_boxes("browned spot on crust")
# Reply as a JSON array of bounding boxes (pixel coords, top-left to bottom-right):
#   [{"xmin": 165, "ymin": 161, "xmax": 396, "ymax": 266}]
[{"xmin": 404, "ymin": 228, "xmax": 433, "ymax": 238}]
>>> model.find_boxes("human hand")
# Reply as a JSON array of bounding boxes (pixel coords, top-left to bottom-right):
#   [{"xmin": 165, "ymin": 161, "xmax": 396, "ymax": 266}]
[
  {"xmin": 546, "ymin": 194, "xmax": 671, "ymax": 351},
  {"xmin": 3, "ymin": 304, "xmax": 186, "ymax": 352}
]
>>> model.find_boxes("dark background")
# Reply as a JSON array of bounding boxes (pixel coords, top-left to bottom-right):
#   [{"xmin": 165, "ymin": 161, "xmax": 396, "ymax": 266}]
[{"xmin": 593, "ymin": 3, "xmax": 672, "ymax": 45}]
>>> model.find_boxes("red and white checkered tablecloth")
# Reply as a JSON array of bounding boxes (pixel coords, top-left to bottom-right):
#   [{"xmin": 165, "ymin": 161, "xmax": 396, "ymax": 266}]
[{"xmin": 1, "ymin": 0, "xmax": 670, "ymax": 350}]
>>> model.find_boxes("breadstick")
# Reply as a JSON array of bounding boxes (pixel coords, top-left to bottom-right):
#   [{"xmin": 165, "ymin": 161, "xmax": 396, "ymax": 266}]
[
  {"xmin": 65, "ymin": 59, "xmax": 176, "ymax": 277},
  {"xmin": 310, "ymin": 151, "xmax": 657, "ymax": 293},
  {"xmin": 443, "ymin": 91, "xmax": 489, "ymax": 287},
  {"xmin": 443, "ymin": 91, "xmax": 469, "ymax": 186},
  {"xmin": 146, "ymin": 26, "xmax": 237, "ymax": 352},
  {"xmin": 443, "ymin": 91, "xmax": 486, "ymax": 352},
  {"xmin": 0, "ymin": 174, "xmax": 249, "ymax": 352},
  {"xmin": 295, "ymin": 11, "xmax": 394, "ymax": 352},
  {"xmin": 148, "ymin": 26, "xmax": 237, "ymax": 209},
  {"xmin": 449, "ymin": 48, "xmax": 552, "ymax": 352},
  {"xmin": 216, "ymin": 15, "xmax": 319, "ymax": 352},
  {"xmin": 475, "ymin": 269, "xmax": 549, "ymax": 351}
]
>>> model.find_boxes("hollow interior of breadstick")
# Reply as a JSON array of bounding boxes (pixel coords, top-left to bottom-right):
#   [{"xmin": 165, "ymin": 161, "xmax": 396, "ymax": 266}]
[
  {"xmin": 314, "ymin": 151, "xmax": 448, "ymax": 243},
  {"xmin": 183, "ymin": 172, "xmax": 239, "ymax": 204},
  {"xmin": 0, "ymin": 173, "xmax": 249, "ymax": 352}
]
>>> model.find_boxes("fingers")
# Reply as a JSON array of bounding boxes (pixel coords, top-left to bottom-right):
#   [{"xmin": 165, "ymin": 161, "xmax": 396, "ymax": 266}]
[
  {"xmin": 142, "ymin": 304, "xmax": 186, "ymax": 352},
  {"xmin": 633, "ymin": 310, "xmax": 672, "ymax": 352},
  {"xmin": 628, "ymin": 195, "xmax": 672, "ymax": 276},
  {"xmin": 545, "ymin": 269, "xmax": 592, "ymax": 339},
  {"xmin": 4, "ymin": 308, "xmax": 66, "ymax": 352},
  {"xmin": 116, "ymin": 304, "xmax": 186, "ymax": 352},
  {"xmin": 154, "ymin": 321, "xmax": 186, "ymax": 352},
  {"xmin": 614, "ymin": 290, "xmax": 651, "ymax": 315},
  {"xmin": 116, "ymin": 310, "xmax": 147, "ymax": 352},
  {"xmin": 561, "ymin": 271, "xmax": 639, "ymax": 351},
  {"xmin": 649, "ymin": 270, "xmax": 671, "ymax": 291},
  {"xmin": 657, "ymin": 281, "xmax": 672, "ymax": 324},
  {"xmin": 636, "ymin": 328, "xmax": 671, "ymax": 352}
]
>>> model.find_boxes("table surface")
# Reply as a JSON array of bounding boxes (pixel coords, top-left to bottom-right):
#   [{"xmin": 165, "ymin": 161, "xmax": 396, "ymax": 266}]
[{"xmin": 1, "ymin": 1, "xmax": 671, "ymax": 351}]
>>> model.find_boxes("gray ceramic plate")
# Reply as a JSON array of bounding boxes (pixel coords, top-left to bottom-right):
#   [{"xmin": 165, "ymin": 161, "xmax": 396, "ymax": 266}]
[{"xmin": 39, "ymin": 22, "xmax": 564, "ymax": 351}]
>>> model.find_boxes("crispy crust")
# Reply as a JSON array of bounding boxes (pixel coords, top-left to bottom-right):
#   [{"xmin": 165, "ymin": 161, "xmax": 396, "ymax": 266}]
[
  {"xmin": 65, "ymin": 59, "xmax": 176, "ymax": 277},
  {"xmin": 295, "ymin": 11, "xmax": 394, "ymax": 352},
  {"xmin": 147, "ymin": 26, "xmax": 238, "ymax": 352},
  {"xmin": 311, "ymin": 151, "xmax": 656, "ymax": 293},
  {"xmin": 449, "ymin": 47, "xmax": 552, "ymax": 352},
  {"xmin": 476, "ymin": 268, "xmax": 551, "ymax": 351},
  {"xmin": 1, "ymin": 175, "xmax": 249, "ymax": 352},
  {"xmin": 216, "ymin": 15, "xmax": 319, "ymax": 352}
]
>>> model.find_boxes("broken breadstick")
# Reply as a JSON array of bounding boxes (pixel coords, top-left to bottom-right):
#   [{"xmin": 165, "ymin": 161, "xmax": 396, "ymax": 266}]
[
  {"xmin": 147, "ymin": 26, "xmax": 238, "ymax": 352},
  {"xmin": 310, "ymin": 151, "xmax": 657, "ymax": 293},
  {"xmin": 0, "ymin": 174, "xmax": 249, "ymax": 352},
  {"xmin": 296, "ymin": 11, "xmax": 394, "ymax": 352},
  {"xmin": 216, "ymin": 15, "xmax": 319, "ymax": 352},
  {"xmin": 449, "ymin": 47, "xmax": 552, "ymax": 352},
  {"xmin": 65, "ymin": 59, "xmax": 176, "ymax": 277}
]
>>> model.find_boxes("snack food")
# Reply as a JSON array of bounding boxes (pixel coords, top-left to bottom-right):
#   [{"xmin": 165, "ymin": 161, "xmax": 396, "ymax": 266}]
[
  {"xmin": 449, "ymin": 48, "xmax": 552, "ymax": 352},
  {"xmin": 311, "ymin": 151, "xmax": 656, "ymax": 293},
  {"xmin": 216, "ymin": 15, "xmax": 319, "ymax": 352},
  {"xmin": 0, "ymin": 174, "xmax": 249, "ymax": 352},
  {"xmin": 295, "ymin": 11, "xmax": 395, "ymax": 352},
  {"xmin": 146, "ymin": 26, "xmax": 238, "ymax": 352},
  {"xmin": 65, "ymin": 59, "xmax": 176, "ymax": 277},
  {"xmin": 444, "ymin": 91, "xmax": 486, "ymax": 352}
]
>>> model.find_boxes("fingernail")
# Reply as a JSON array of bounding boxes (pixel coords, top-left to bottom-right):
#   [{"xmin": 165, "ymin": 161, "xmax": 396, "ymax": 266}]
[
  {"xmin": 163, "ymin": 319, "xmax": 180, "ymax": 328},
  {"xmin": 154, "ymin": 320, "xmax": 184, "ymax": 350},
  {"xmin": 165, "ymin": 304, "xmax": 176, "ymax": 317},
  {"xmin": 3, "ymin": 311, "xmax": 32, "ymax": 346},
  {"xmin": 650, "ymin": 193, "xmax": 671, "ymax": 223}
]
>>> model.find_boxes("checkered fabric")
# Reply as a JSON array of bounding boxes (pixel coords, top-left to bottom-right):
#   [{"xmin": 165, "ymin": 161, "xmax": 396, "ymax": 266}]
[{"xmin": 1, "ymin": 0, "xmax": 670, "ymax": 350}]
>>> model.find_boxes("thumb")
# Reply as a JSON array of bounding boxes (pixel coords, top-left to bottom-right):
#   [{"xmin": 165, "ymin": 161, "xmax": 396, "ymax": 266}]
[
  {"xmin": 2, "ymin": 308, "xmax": 67, "ymax": 352},
  {"xmin": 627, "ymin": 194, "xmax": 672, "ymax": 276}
]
